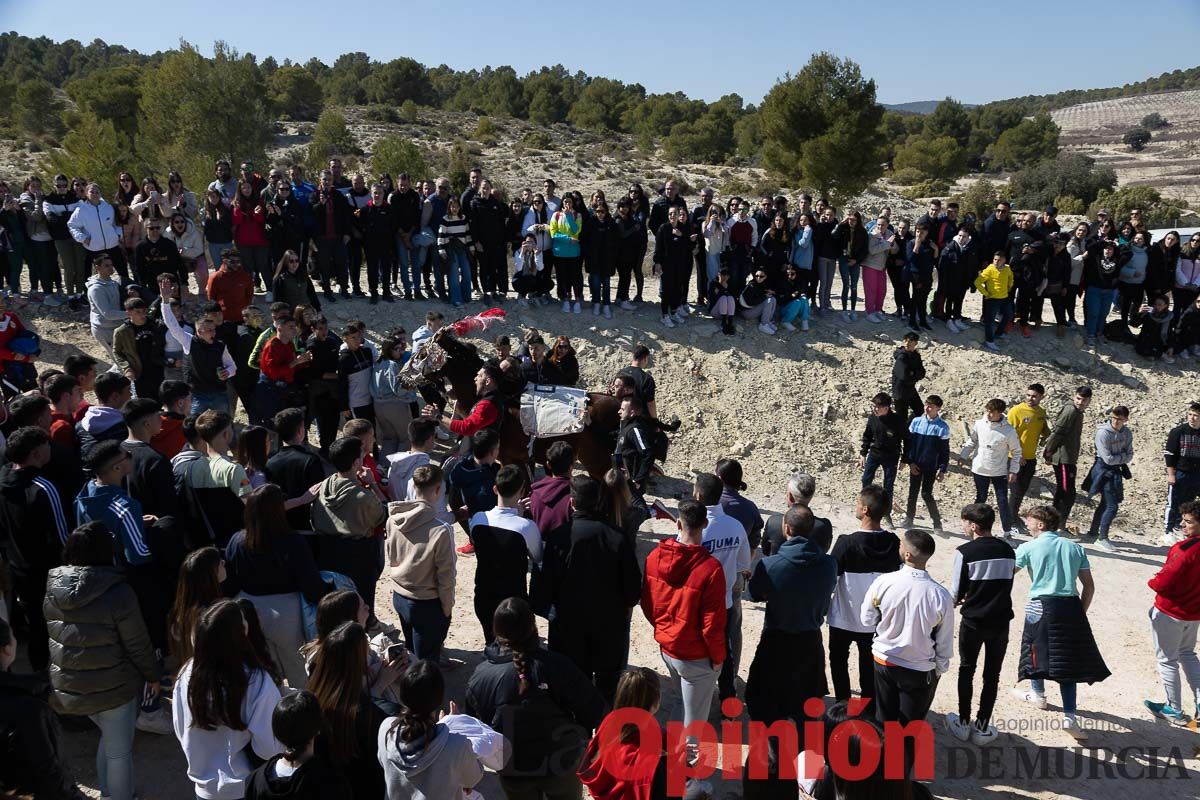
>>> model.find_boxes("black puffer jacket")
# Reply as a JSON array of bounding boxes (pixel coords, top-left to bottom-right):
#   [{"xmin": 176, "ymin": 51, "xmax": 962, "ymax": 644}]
[
  {"xmin": 1017, "ymin": 595, "xmax": 1110, "ymax": 684},
  {"xmin": 464, "ymin": 642, "xmax": 606, "ymax": 776},
  {"xmin": 43, "ymin": 566, "xmax": 159, "ymax": 715},
  {"xmin": 0, "ymin": 670, "xmax": 82, "ymax": 799}
]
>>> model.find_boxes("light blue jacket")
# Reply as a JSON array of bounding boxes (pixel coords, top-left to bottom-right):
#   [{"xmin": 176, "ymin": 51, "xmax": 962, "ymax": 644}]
[{"xmin": 790, "ymin": 226, "xmax": 813, "ymax": 270}]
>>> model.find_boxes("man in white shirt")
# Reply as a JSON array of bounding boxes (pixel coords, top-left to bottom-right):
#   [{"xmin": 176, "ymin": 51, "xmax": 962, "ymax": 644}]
[
  {"xmin": 468, "ymin": 464, "xmax": 542, "ymax": 642},
  {"xmin": 694, "ymin": 473, "xmax": 750, "ymax": 704},
  {"xmin": 861, "ymin": 528, "xmax": 954, "ymax": 726}
]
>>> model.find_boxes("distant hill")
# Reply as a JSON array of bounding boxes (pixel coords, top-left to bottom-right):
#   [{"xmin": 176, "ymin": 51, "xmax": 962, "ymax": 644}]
[{"xmin": 883, "ymin": 100, "xmax": 977, "ymax": 115}]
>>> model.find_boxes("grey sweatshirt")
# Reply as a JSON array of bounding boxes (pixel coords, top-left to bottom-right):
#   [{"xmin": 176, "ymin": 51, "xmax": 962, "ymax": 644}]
[
  {"xmin": 377, "ymin": 721, "xmax": 483, "ymax": 800},
  {"xmin": 1095, "ymin": 421, "xmax": 1133, "ymax": 466}
]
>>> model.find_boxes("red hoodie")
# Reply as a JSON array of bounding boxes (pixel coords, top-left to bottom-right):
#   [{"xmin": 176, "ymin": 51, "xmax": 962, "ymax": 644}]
[
  {"xmin": 578, "ymin": 714, "xmax": 664, "ymax": 800},
  {"xmin": 1149, "ymin": 535, "xmax": 1200, "ymax": 620},
  {"xmin": 641, "ymin": 537, "xmax": 726, "ymax": 664}
]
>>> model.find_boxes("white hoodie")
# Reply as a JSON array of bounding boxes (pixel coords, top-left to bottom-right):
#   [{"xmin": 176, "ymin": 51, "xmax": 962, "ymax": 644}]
[
  {"xmin": 172, "ymin": 662, "xmax": 282, "ymax": 799},
  {"xmin": 960, "ymin": 417, "xmax": 1022, "ymax": 478}
]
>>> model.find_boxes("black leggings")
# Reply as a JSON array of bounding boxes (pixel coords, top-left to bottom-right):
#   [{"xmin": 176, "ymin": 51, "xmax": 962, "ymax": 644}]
[
  {"xmin": 1119, "ymin": 282, "xmax": 1144, "ymax": 324},
  {"xmin": 829, "ymin": 626, "xmax": 876, "ymax": 708},
  {"xmin": 554, "ymin": 256, "xmax": 584, "ymax": 301}
]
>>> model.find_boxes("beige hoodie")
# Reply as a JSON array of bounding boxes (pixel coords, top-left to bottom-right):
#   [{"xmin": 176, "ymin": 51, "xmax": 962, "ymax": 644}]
[{"xmin": 385, "ymin": 500, "xmax": 457, "ymax": 616}]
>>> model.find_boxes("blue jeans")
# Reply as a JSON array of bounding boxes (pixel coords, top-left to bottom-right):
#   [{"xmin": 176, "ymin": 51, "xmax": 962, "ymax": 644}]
[
  {"xmin": 395, "ymin": 236, "xmax": 421, "ymax": 292},
  {"xmin": 838, "ymin": 258, "xmax": 861, "ymax": 310},
  {"xmin": 1088, "ymin": 464, "xmax": 1123, "ymax": 540},
  {"xmin": 446, "ymin": 250, "xmax": 472, "ymax": 305},
  {"xmin": 862, "ymin": 453, "xmax": 898, "ymax": 509},
  {"xmin": 973, "ymin": 473, "xmax": 1014, "ymax": 532},
  {"xmin": 191, "ymin": 389, "xmax": 231, "ymax": 416},
  {"xmin": 1030, "ymin": 678, "xmax": 1077, "ymax": 715},
  {"xmin": 780, "ymin": 297, "xmax": 810, "ymax": 324},
  {"xmin": 589, "ymin": 271, "xmax": 612, "ymax": 306},
  {"xmin": 208, "ymin": 243, "xmax": 230, "ymax": 272},
  {"xmin": 88, "ymin": 696, "xmax": 138, "ymax": 800},
  {"xmin": 705, "ymin": 252, "xmax": 722, "ymax": 284},
  {"xmin": 1166, "ymin": 468, "xmax": 1200, "ymax": 533},
  {"xmin": 393, "ymin": 593, "xmax": 450, "ymax": 661},
  {"xmin": 1084, "ymin": 287, "xmax": 1116, "ymax": 338}
]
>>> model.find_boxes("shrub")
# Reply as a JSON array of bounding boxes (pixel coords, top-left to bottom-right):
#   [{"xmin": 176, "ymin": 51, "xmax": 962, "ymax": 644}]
[
  {"xmin": 398, "ymin": 100, "xmax": 419, "ymax": 123},
  {"xmin": 720, "ymin": 177, "xmax": 753, "ymax": 196},
  {"xmin": 1141, "ymin": 112, "xmax": 1168, "ymax": 130},
  {"xmin": 1052, "ymin": 195, "xmax": 1085, "ymax": 215},
  {"xmin": 892, "ymin": 135, "xmax": 967, "ymax": 181},
  {"xmin": 889, "ymin": 167, "xmax": 926, "ymax": 186},
  {"xmin": 1010, "ymin": 152, "xmax": 1117, "ymax": 210},
  {"xmin": 520, "ymin": 130, "xmax": 552, "ymax": 150},
  {"xmin": 1088, "ymin": 186, "xmax": 1189, "ymax": 228},
  {"xmin": 472, "ymin": 116, "xmax": 498, "ymax": 145},
  {"xmin": 949, "ymin": 177, "xmax": 1001, "ymax": 223},
  {"xmin": 371, "ymin": 135, "xmax": 428, "ymax": 181},
  {"xmin": 304, "ymin": 109, "xmax": 362, "ymax": 174},
  {"xmin": 984, "ymin": 113, "xmax": 1059, "ymax": 170},
  {"xmin": 1122, "ymin": 127, "xmax": 1152, "ymax": 152},
  {"xmin": 665, "ymin": 175, "xmax": 695, "ymax": 195},
  {"xmin": 362, "ymin": 105, "xmax": 399, "ymax": 123},
  {"xmin": 901, "ymin": 179, "xmax": 951, "ymax": 201}
]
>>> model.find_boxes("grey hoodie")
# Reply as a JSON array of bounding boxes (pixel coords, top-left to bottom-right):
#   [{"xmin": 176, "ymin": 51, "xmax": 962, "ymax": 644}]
[
  {"xmin": 1095, "ymin": 421, "xmax": 1134, "ymax": 466},
  {"xmin": 86, "ymin": 274, "xmax": 125, "ymax": 330},
  {"xmin": 376, "ymin": 721, "xmax": 483, "ymax": 800}
]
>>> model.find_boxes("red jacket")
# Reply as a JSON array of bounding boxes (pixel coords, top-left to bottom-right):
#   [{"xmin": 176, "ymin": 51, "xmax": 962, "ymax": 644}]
[
  {"xmin": 448, "ymin": 396, "xmax": 500, "ymax": 438},
  {"xmin": 1150, "ymin": 536, "xmax": 1200, "ymax": 620},
  {"xmin": 232, "ymin": 203, "xmax": 269, "ymax": 247},
  {"xmin": 641, "ymin": 537, "xmax": 726, "ymax": 663},
  {"xmin": 578, "ymin": 714, "xmax": 663, "ymax": 800},
  {"xmin": 260, "ymin": 336, "xmax": 297, "ymax": 383},
  {"xmin": 0, "ymin": 311, "xmax": 27, "ymax": 363},
  {"xmin": 150, "ymin": 413, "xmax": 186, "ymax": 459},
  {"xmin": 207, "ymin": 267, "xmax": 254, "ymax": 323}
]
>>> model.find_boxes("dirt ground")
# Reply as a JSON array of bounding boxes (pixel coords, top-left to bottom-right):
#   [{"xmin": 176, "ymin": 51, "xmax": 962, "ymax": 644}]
[{"xmin": 23, "ymin": 268, "xmax": 1200, "ymax": 799}]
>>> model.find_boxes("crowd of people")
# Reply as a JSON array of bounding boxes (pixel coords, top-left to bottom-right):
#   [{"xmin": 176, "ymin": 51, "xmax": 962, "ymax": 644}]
[
  {"xmin": 0, "ymin": 159, "xmax": 1196, "ymax": 800},
  {"xmin": 2, "ymin": 164, "xmax": 1198, "ymax": 362}
]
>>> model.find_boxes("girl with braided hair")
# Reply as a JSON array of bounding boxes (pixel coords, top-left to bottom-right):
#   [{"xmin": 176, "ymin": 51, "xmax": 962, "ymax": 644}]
[{"xmin": 465, "ymin": 598, "xmax": 607, "ymax": 799}]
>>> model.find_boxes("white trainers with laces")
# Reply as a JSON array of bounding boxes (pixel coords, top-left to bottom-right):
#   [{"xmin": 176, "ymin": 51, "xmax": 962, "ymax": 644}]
[
  {"xmin": 970, "ymin": 721, "xmax": 999, "ymax": 746},
  {"xmin": 1096, "ymin": 538, "xmax": 1117, "ymax": 553},
  {"xmin": 1063, "ymin": 715, "xmax": 1088, "ymax": 741},
  {"xmin": 944, "ymin": 713, "xmax": 972, "ymax": 742},
  {"xmin": 1011, "ymin": 687, "xmax": 1048, "ymax": 710}
]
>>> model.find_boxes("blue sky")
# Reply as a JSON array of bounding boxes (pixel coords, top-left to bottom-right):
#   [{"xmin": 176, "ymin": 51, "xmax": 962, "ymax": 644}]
[{"xmin": 7, "ymin": 0, "xmax": 1200, "ymax": 105}]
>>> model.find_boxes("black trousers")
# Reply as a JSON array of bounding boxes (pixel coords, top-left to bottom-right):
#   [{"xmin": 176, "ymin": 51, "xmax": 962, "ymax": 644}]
[
  {"xmin": 1051, "ymin": 462, "xmax": 1078, "ymax": 529},
  {"xmin": 873, "ymin": 662, "xmax": 939, "ymax": 725},
  {"xmin": 12, "ymin": 568, "xmax": 51, "ymax": 671},
  {"xmin": 549, "ymin": 614, "xmax": 625, "ymax": 705},
  {"xmin": 895, "ymin": 392, "xmax": 922, "ymax": 422},
  {"xmin": 886, "ymin": 263, "xmax": 910, "ymax": 315},
  {"xmin": 694, "ymin": 248, "xmax": 709, "ymax": 304},
  {"xmin": 1009, "ymin": 458, "xmax": 1037, "ymax": 521},
  {"xmin": 829, "ymin": 626, "xmax": 876, "ymax": 709},
  {"xmin": 745, "ymin": 629, "xmax": 827, "ymax": 724},
  {"xmin": 347, "ymin": 237, "xmax": 365, "ymax": 291},
  {"xmin": 905, "ymin": 468, "xmax": 941, "ymax": 527},
  {"xmin": 908, "ymin": 285, "xmax": 930, "ymax": 326},
  {"xmin": 957, "ymin": 619, "xmax": 1008, "ymax": 728},
  {"xmin": 306, "ymin": 378, "xmax": 341, "ymax": 453},
  {"xmin": 616, "ymin": 253, "xmax": 645, "ymax": 301},
  {"xmin": 479, "ymin": 244, "xmax": 509, "ymax": 294}
]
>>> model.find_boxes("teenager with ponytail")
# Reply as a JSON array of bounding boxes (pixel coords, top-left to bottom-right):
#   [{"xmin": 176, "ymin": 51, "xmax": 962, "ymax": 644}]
[
  {"xmin": 465, "ymin": 597, "xmax": 607, "ymax": 799},
  {"xmin": 377, "ymin": 659, "xmax": 486, "ymax": 800}
]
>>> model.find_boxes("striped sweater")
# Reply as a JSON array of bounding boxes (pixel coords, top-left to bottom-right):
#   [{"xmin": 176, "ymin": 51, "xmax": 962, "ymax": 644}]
[
  {"xmin": 950, "ymin": 535, "xmax": 1016, "ymax": 625},
  {"xmin": 828, "ymin": 529, "xmax": 902, "ymax": 633},
  {"xmin": 437, "ymin": 215, "xmax": 474, "ymax": 259}
]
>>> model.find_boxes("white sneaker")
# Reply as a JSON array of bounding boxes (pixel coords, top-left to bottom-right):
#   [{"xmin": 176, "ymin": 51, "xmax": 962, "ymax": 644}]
[
  {"xmin": 1004, "ymin": 528, "xmax": 1018, "ymax": 543},
  {"xmin": 620, "ymin": 300, "xmax": 636, "ymax": 311},
  {"xmin": 1096, "ymin": 538, "xmax": 1117, "ymax": 553},
  {"xmin": 1162, "ymin": 530, "xmax": 1183, "ymax": 547},
  {"xmin": 562, "ymin": 300, "xmax": 571, "ymax": 313},
  {"xmin": 970, "ymin": 721, "xmax": 999, "ymax": 746},
  {"xmin": 674, "ymin": 308, "xmax": 688, "ymax": 323},
  {"xmin": 758, "ymin": 323, "xmax": 776, "ymax": 334},
  {"xmin": 661, "ymin": 314, "xmax": 676, "ymax": 328},
  {"xmin": 948, "ymin": 319, "xmax": 960, "ymax": 333},
  {"xmin": 681, "ymin": 303, "xmax": 693, "ymax": 316},
  {"xmin": 800, "ymin": 320, "xmax": 810, "ymax": 331},
  {"xmin": 136, "ymin": 707, "xmax": 173, "ymax": 735},
  {"xmin": 1011, "ymin": 687, "xmax": 1048, "ymax": 710},
  {"xmin": 1063, "ymin": 715, "xmax": 1088, "ymax": 741},
  {"xmin": 603, "ymin": 305, "xmax": 613, "ymax": 319},
  {"xmin": 781, "ymin": 321, "xmax": 796, "ymax": 332},
  {"xmin": 572, "ymin": 301, "xmax": 581, "ymax": 314},
  {"xmin": 945, "ymin": 713, "xmax": 972, "ymax": 742}
]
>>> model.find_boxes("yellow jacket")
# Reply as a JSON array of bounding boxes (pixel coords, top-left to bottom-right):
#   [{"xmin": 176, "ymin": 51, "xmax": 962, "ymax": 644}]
[{"xmin": 974, "ymin": 263, "xmax": 1014, "ymax": 299}]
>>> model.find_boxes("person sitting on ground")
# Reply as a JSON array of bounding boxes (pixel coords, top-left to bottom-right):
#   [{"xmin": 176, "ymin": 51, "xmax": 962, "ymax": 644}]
[
  {"xmin": 245, "ymin": 690, "xmax": 352, "ymax": 800},
  {"xmin": 1131, "ymin": 295, "xmax": 1177, "ymax": 362}
]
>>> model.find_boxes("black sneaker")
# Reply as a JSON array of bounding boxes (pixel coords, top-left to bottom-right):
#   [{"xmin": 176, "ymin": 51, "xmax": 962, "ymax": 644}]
[
  {"xmin": 324, "ymin": 291, "xmax": 338, "ymax": 303},
  {"xmin": 411, "ymin": 289, "xmax": 426, "ymax": 301},
  {"xmin": 383, "ymin": 293, "xmax": 396, "ymax": 303},
  {"xmin": 369, "ymin": 295, "xmax": 379, "ymax": 305},
  {"xmin": 339, "ymin": 290, "xmax": 350, "ymax": 299},
  {"xmin": 352, "ymin": 288, "xmax": 367, "ymax": 298}
]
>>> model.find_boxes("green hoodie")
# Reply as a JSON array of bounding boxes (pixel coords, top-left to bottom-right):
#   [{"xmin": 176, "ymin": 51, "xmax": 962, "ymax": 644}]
[{"xmin": 310, "ymin": 474, "xmax": 386, "ymax": 538}]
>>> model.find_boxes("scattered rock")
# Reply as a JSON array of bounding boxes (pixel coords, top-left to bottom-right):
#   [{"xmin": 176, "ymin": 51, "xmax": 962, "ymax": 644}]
[
  {"xmin": 1121, "ymin": 376, "xmax": 1142, "ymax": 389},
  {"xmin": 1054, "ymin": 356, "xmax": 1073, "ymax": 369}
]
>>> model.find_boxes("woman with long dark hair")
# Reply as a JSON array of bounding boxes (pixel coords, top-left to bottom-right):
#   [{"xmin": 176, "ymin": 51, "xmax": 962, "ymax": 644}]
[
  {"xmin": 465, "ymin": 598, "xmax": 606, "ymax": 799},
  {"xmin": 174, "ymin": 599, "xmax": 284, "ymax": 799},
  {"xmin": 131, "ymin": 176, "xmax": 168, "ymax": 222},
  {"xmin": 203, "ymin": 188, "xmax": 235, "ymax": 272},
  {"xmin": 115, "ymin": 171, "xmax": 137, "ymax": 207},
  {"xmin": 379, "ymin": 660, "xmax": 487, "ymax": 800},
  {"xmin": 578, "ymin": 667, "xmax": 668, "ymax": 799},
  {"xmin": 301, "ymin": 589, "xmax": 405, "ymax": 701},
  {"xmin": 165, "ymin": 170, "xmax": 199, "ymax": 220},
  {"xmin": 224, "ymin": 484, "xmax": 333, "ymax": 689},
  {"xmin": 550, "ymin": 194, "xmax": 584, "ymax": 313},
  {"xmin": 306, "ymin": 622, "xmax": 388, "ymax": 797},
  {"xmin": 168, "ymin": 546, "xmax": 225, "ymax": 671},
  {"xmin": 233, "ymin": 179, "xmax": 271, "ymax": 290},
  {"xmin": 547, "ymin": 334, "xmax": 580, "ymax": 387},
  {"xmin": 272, "ymin": 248, "xmax": 321, "ymax": 310}
]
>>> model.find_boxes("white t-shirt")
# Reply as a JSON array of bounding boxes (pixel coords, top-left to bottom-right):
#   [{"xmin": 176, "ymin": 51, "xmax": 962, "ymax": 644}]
[{"xmin": 469, "ymin": 506, "xmax": 543, "ymax": 564}]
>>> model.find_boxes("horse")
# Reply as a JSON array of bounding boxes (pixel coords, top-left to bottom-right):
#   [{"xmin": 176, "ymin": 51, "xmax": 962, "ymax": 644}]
[{"xmin": 401, "ymin": 329, "xmax": 670, "ymax": 480}]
